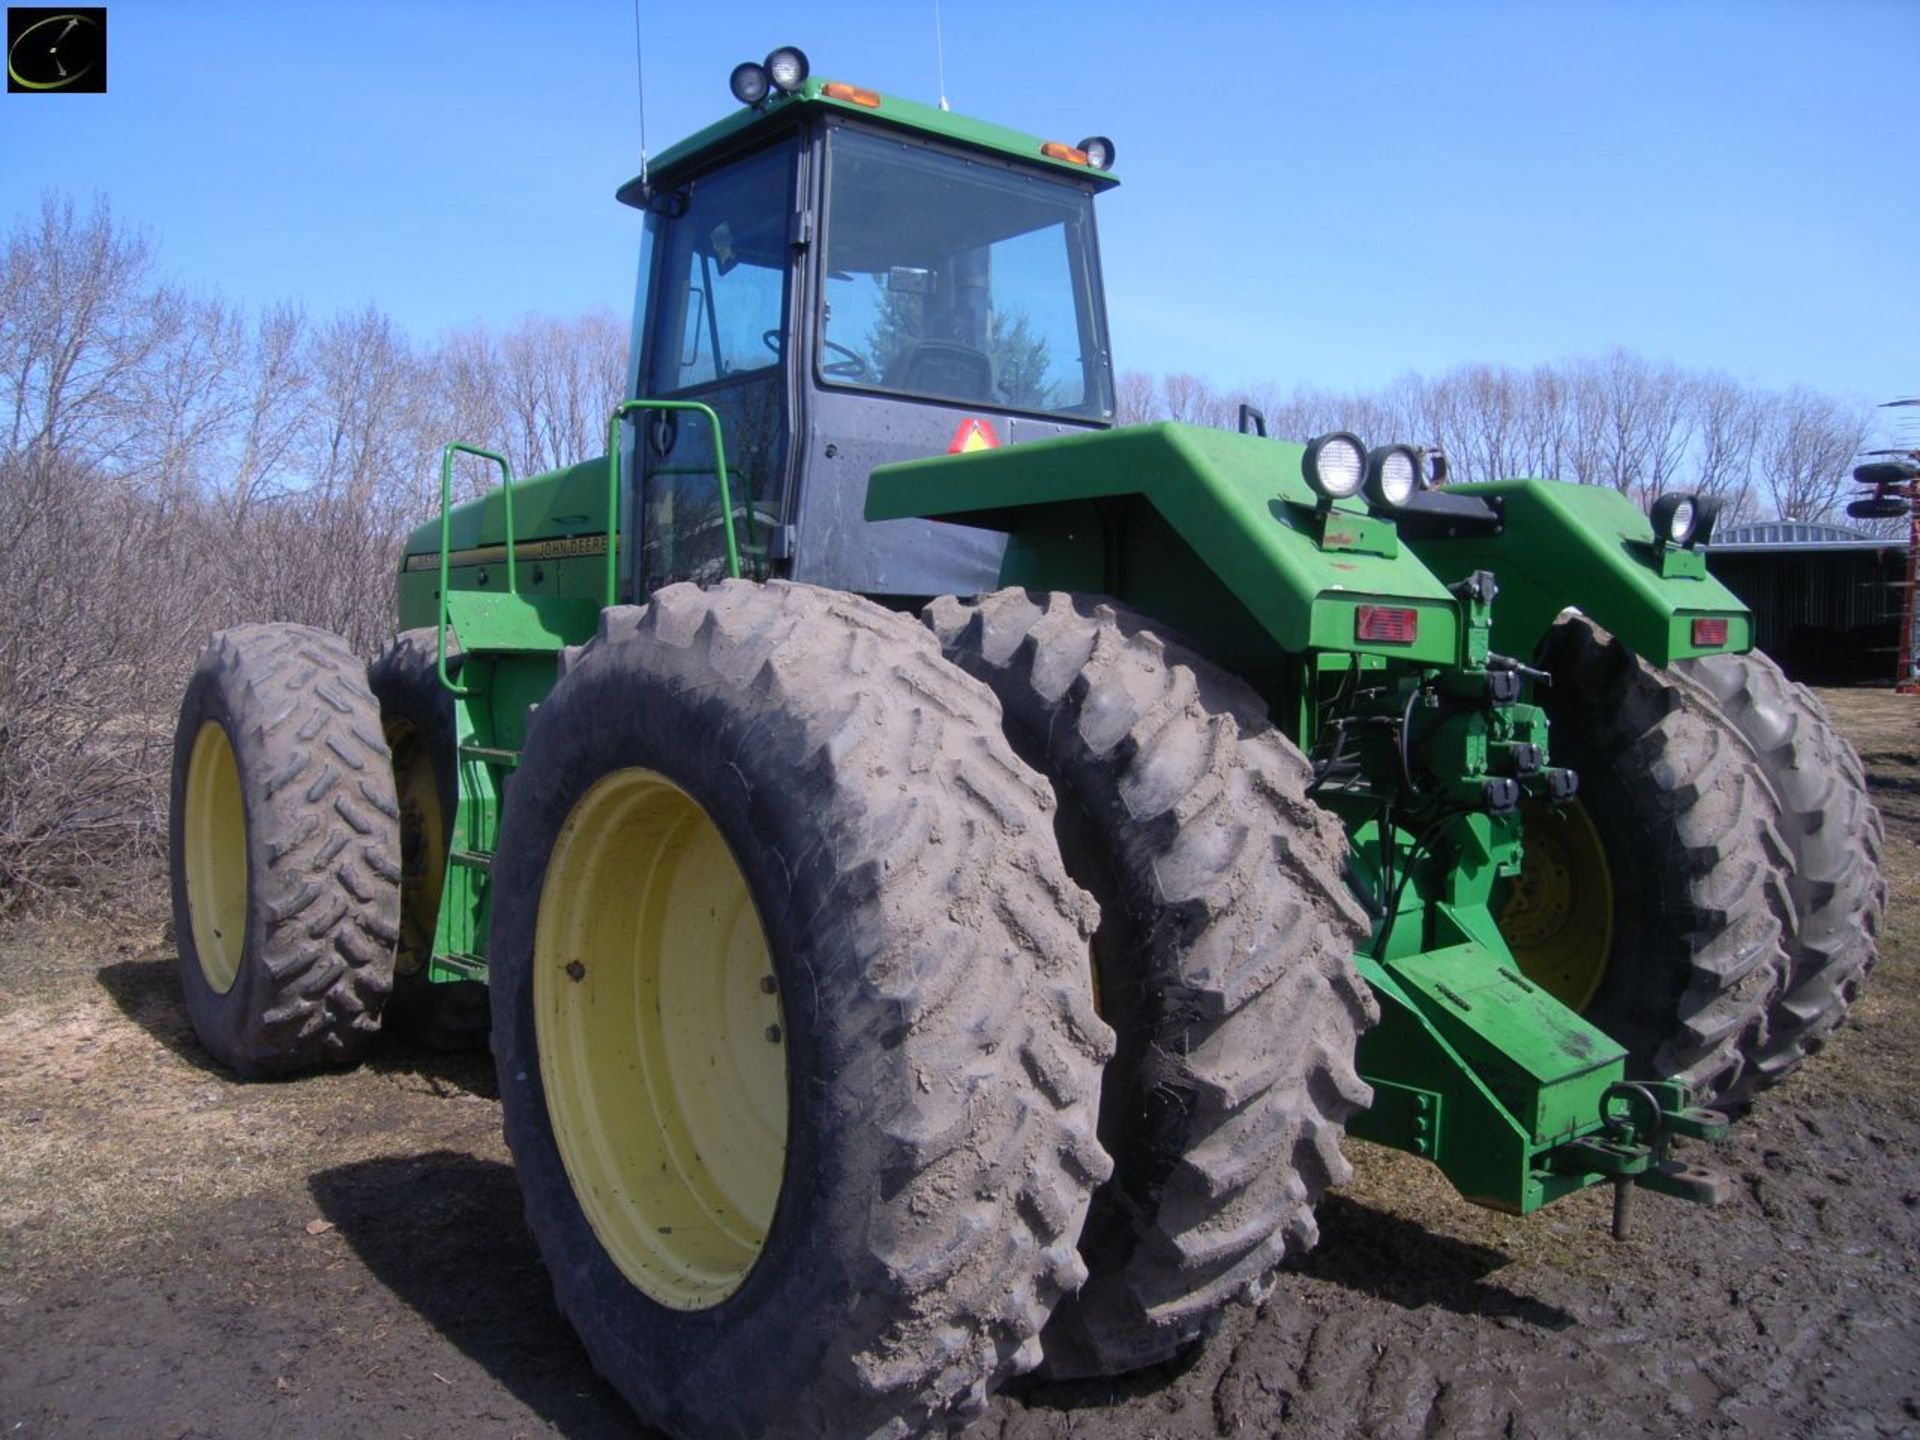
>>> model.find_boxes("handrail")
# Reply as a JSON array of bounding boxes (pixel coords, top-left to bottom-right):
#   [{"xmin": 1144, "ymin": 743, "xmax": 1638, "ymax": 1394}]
[
  {"xmin": 436, "ymin": 442, "xmax": 513, "ymax": 696},
  {"xmin": 606, "ymin": 399, "xmax": 738, "ymax": 597}
]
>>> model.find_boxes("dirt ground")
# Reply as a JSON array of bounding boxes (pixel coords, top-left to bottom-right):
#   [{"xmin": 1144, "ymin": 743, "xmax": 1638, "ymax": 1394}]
[{"xmin": 2, "ymin": 689, "xmax": 1916, "ymax": 1440}]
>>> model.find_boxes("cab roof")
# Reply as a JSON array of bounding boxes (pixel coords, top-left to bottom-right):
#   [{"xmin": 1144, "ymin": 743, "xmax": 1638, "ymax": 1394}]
[{"xmin": 614, "ymin": 75, "xmax": 1119, "ymax": 208}]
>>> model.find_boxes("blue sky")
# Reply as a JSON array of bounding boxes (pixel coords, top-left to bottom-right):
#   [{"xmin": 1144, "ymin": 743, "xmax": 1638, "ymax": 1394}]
[{"xmin": 4, "ymin": 1, "xmax": 1915, "ymax": 408}]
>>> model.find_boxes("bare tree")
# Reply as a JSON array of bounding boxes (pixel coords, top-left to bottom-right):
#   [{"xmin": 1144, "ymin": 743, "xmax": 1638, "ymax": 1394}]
[
  {"xmin": 1687, "ymin": 372, "xmax": 1764, "ymax": 518},
  {"xmin": 1758, "ymin": 386, "xmax": 1871, "ymax": 523},
  {"xmin": 1114, "ymin": 369, "xmax": 1158, "ymax": 425},
  {"xmin": 0, "ymin": 193, "xmax": 181, "ymax": 465}
]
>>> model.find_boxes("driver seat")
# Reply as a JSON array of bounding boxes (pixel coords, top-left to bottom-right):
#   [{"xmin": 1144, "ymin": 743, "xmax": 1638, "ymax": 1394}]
[{"xmin": 883, "ymin": 341, "xmax": 994, "ymax": 403}]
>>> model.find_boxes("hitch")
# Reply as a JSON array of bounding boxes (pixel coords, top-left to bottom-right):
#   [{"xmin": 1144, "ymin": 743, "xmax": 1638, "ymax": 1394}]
[{"xmin": 1546, "ymin": 1080, "xmax": 1733, "ymax": 1239}]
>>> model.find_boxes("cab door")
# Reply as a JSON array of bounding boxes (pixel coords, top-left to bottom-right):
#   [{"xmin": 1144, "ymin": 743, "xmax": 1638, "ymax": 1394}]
[{"xmin": 636, "ymin": 142, "xmax": 798, "ymax": 595}]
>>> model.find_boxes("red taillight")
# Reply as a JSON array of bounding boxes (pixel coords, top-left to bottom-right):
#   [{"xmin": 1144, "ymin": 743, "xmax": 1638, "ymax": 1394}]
[
  {"xmin": 1692, "ymin": 617, "xmax": 1729, "ymax": 647},
  {"xmin": 1357, "ymin": 606, "xmax": 1419, "ymax": 644}
]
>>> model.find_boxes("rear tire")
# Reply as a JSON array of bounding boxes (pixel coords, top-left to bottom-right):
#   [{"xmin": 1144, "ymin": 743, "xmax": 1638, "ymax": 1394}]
[
  {"xmin": 1675, "ymin": 648, "xmax": 1884, "ymax": 1096},
  {"xmin": 1519, "ymin": 617, "xmax": 1795, "ymax": 1106},
  {"xmin": 926, "ymin": 590, "xmax": 1374, "ymax": 1379},
  {"xmin": 488, "ymin": 580, "xmax": 1114, "ymax": 1439},
  {"xmin": 366, "ymin": 629, "xmax": 489, "ymax": 1050},
  {"xmin": 169, "ymin": 623, "xmax": 401, "ymax": 1078}
]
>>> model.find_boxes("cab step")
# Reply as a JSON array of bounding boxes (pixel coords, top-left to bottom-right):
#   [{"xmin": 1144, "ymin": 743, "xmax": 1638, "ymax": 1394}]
[
  {"xmin": 431, "ymin": 951, "xmax": 489, "ymax": 980},
  {"xmin": 458, "ymin": 743, "xmax": 521, "ymax": 768}
]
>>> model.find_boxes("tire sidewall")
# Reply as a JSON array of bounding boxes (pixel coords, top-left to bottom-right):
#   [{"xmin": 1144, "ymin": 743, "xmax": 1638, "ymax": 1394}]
[
  {"xmin": 490, "ymin": 639, "xmax": 864, "ymax": 1436},
  {"xmin": 1539, "ymin": 726, "xmax": 1688, "ymax": 1069},
  {"xmin": 169, "ymin": 651, "xmax": 286, "ymax": 1074}
]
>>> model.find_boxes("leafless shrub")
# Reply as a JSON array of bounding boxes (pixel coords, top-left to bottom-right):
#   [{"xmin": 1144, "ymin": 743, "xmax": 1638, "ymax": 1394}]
[{"xmin": 0, "ymin": 195, "xmax": 624, "ymax": 915}]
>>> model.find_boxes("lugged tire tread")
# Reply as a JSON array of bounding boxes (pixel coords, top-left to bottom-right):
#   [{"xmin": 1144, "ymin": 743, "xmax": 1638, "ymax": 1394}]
[
  {"xmin": 1535, "ymin": 618, "xmax": 1795, "ymax": 1105},
  {"xmin": 491, "ymin": 580, "xmax": 1114, "ymax": 1440},
  {"xmin": 1675, "ymin": 648, "xmax": 1884, "ymax": 1096},
  {"xmin": 170, "ymin": 623, "xmax": 399, "ymax": 1077},
  {"xmin": 924, "ymin": 589, "xmax": 1373, "ymax": 1379}
]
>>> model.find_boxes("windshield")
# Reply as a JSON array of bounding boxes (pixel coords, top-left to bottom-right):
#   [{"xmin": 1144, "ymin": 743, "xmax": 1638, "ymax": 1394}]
[{"xmin": 820, "ymin": 127, "xmax": 1112, "ymax": 419}]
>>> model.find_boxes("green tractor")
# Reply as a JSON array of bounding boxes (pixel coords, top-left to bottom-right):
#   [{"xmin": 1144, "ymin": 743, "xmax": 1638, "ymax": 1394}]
[{"xmin": 168, "ymin": 46, "xmax": 1883, "ymax": 1440}]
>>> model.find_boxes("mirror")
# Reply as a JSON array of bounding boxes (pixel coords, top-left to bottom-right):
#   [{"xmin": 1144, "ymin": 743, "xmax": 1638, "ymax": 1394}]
[{"xmin": 887, "ymin": 265, "xmax": 932, "ymax": 295}]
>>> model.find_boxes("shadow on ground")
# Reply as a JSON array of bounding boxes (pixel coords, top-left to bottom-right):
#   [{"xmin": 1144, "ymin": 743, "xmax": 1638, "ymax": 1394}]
[
  {"xmin": 1294, "ymin": 1194, "xmax": 1574, "ymax": 1329},
  {"xmin": 94, "ymin": 953, "xmax": 500, "ymax": 1096},
  {"xmin": 309, "ymin": 1150, "xmax": 641, "ymax": 1437}
]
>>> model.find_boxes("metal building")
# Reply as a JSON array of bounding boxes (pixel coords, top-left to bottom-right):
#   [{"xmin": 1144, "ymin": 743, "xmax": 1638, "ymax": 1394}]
[{"xmin": 1705, "ymin": 520, "xmax": 1907, "ymax": 684}]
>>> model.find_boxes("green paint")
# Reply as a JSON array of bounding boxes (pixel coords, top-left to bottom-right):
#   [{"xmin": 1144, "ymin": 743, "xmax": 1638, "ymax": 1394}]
[
  {"xmin": 870, "ymin": 427, "xmax": 1743, "ymax": 1211},
  {"xmin": 868, "ymin": 423, "xmax": 1463, "ymax": 668},
  {"xmin": 619, "ymin": 77, "xmax": 1120, "ymax": 204},
  {"xmin": 1407, "ymin": 479, "xmax": 1753, "ymax": 665}
]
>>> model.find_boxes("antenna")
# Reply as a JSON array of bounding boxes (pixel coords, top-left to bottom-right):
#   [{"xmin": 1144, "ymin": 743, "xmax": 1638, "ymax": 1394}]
[
  {"xmin": 632, "ymin": 0, "xmax": 650, "ymax": 186},
  {"xmin": 934, "ymin": 0, "xmax": 950, "ymax": 111}
]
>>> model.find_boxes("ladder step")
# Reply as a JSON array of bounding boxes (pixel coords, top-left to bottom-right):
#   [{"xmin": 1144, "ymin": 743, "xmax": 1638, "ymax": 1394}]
[
  {"xmin": 450, "ymin": 849, "xmax": 493, "ymax": 872},
  {"xmin": 431, "ymin": 951, "xmax": 489, "ymax": 980},
  {"xmin": 459, "ymin": 744, "xmax": 521, "ymax": 768}
]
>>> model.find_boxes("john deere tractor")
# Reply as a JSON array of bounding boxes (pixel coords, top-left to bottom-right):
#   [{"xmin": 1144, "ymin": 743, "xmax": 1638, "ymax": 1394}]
[{"xmin": 168, "ymin": 46, "xmax": 1884, "ymax": 1440}]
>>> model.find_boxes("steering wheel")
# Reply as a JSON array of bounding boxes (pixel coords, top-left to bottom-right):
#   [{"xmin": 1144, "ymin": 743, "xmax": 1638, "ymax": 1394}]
[
  {"xmin": 761, "ymin": 329, "xmax": 870, "ymax": 379},
  {"xmin": 822, "ymin": 340, "xmax": 869, "ymax": 378}
]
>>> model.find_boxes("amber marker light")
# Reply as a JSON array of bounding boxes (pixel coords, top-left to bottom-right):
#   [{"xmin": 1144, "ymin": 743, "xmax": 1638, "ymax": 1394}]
[
  {"xmin": 824, "ymin": 82, "xmax": 882, "ymax": 107},
  {"xmin": 1041, "ymin": 141, "xmax": 1092, "ymax": 165}
]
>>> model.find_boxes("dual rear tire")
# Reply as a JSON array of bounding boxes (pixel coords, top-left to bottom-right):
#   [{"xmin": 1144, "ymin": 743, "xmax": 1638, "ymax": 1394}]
[
  {"xmin": 1502, "ymin": 617, "xmax": 1881, "ymax": 1109},
  {"xmin": 488, "ymin": 581, "xmax": 1116, "ymax": 1437},
  {"xmin": 926, "ymin": 590, "xmax": 1374, "ymax": 1377}
]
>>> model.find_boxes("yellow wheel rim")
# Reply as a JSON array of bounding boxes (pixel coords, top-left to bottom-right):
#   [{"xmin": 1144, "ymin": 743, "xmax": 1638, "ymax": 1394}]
[
  {"xmin": 534, "ymin": 768, "xmax": 786, "ymax": 1310},
  {"xmin": 386, "ymin": 718, "xmax": 446, "ymax": 979},
  {"xmin": 183, "ymin": 721, "xmax": 248, "ymax": 995},
  {"xmin": 1500, "ymin": 799, "xmax": 1614, "ymax": 1012}
]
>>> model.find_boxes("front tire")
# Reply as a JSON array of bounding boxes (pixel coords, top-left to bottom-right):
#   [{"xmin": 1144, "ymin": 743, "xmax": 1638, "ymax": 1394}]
[
  {"xmin": 366, "ymin": 629, "xmax": 489, "ymax": 1049},
  {"xmin": 926, "ymin": 591, "xmax": 1374, "ymax": 1379},
  {"xmin": 489, "ymin": 581, "xmax": 1114, "ymax": 1440},
  {"xmin": 169, "ymin": 623, "xmax": 401, "ymax": 1078}
]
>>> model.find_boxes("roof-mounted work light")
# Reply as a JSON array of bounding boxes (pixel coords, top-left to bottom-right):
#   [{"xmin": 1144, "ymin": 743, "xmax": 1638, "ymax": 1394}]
[
  {"xmin": 765, "ymin": 46, "xmax": 809, "ymax": 93},
  {"xmin": 729, "ymin": 60, "xmax": 771, "ymax": 107}
]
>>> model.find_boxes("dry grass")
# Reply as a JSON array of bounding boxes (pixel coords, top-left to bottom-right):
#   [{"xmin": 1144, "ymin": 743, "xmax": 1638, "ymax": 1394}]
[{"xmin": 0, "ymin": 916, "xmax": 502, "ymax": 1286}]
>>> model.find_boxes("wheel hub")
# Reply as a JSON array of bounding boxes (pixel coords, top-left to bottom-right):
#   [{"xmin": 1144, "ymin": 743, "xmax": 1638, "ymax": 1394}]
[
  {"xmin": 183, "ymin": 721, "xmax": 247, "ymax": 994},
  {"xmin": 1500, "ymin": 799, "xmax": 1614, "ymax": 1012},
  {"xmin": 533, "ymin": 768, "xmax": 786, "ymax": 1310}
]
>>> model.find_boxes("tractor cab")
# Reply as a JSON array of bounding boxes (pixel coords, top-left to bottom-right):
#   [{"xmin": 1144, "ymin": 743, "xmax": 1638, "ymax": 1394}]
[{"xmin": 615, "ymin": 51, "xmax": 1118, "ymax": 602}]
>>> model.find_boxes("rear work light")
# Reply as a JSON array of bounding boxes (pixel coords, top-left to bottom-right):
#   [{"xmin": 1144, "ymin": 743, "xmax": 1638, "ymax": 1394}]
[
  {"xmin": 1692, "ymin": 617, "xmax": 1730, "ymax": 647},
  {"xmin": 1357, "ymin": 606, "xmax": 1419, "ymax": 644}
]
